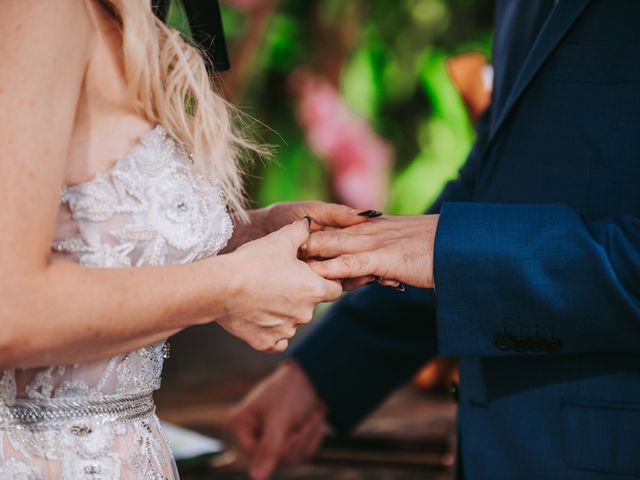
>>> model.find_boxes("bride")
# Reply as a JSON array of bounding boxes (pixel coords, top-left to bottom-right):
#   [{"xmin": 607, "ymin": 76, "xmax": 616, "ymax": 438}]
[{"xmin": 0, "ymin": 1, "xmax": 372, "ymax": 478}]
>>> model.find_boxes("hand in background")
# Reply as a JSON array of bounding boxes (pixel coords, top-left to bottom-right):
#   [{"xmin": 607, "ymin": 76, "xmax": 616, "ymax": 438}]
[
  {"xmin": 219, "ymin": 219, "xmax": 342, "ymax": 352},
  {"xmin": 228, "ymin": 360, "xmax": 328, "ymax": 480},
  {"xmin": 222, "ymin": 201, "xmax": 377, "ymax": 252},
  {"xmin": 307, "ymin": 215, "xmax": 440, "ymax": 289}
]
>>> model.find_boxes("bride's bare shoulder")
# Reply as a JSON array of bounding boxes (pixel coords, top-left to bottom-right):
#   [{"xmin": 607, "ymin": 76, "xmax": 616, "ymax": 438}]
[
  {"xmin": 0, "ymin": 0, "xmax": 95, "ymax": 65},
  {"xmin": 0, "ymin": 0, "xmax": 96, "ymax": 252}
]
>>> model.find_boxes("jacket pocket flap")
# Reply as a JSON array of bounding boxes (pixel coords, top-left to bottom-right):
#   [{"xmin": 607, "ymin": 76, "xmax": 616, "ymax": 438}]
[{"xmin": 563, "ymin": 397, "xmax": 640, "ymax": 477}]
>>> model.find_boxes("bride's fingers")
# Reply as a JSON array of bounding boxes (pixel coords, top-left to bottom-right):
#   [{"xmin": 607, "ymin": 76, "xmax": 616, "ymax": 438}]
[
  {"xmin": 264, "ymin": 324, "xmax": 297, "ymax": 353},
  {"xmin": 270, "ymin": 339, "xmax": 289, "ymax": 353},
  {"xmin": 273, "ymin": 218, "xmax": 311, "ymax": 252},
  {"xmin": 315, "ymin": 277, "xmax": 343, "ymax": 302}
]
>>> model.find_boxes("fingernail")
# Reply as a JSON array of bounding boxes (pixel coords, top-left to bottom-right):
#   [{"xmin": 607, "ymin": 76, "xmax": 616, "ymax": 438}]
[
  {"xmin": 366, "ymin": 276, "xmax": 382, "ymax": 285},
  {"xmin": 304, "ymin": 215, "xmax": 312, "ymax": 226},
  {"xmin": 394, "ymin": 282, "xmax": 406, "ymax": 292},
  {"xmin": 358, "ymin": 210, "xmax": 383, "ymax": 218}
]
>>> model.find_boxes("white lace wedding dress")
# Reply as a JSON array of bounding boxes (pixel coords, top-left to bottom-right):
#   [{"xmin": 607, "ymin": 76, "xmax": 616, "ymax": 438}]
[{"xmin": 0, "ymin": 126, "xmax": 233, "ymax": 479}]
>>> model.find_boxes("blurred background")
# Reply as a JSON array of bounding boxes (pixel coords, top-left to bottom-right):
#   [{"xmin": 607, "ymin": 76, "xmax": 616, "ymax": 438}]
[{"xmin": 159, "ymin": 1, "xmax": 495, "ymax": 478}]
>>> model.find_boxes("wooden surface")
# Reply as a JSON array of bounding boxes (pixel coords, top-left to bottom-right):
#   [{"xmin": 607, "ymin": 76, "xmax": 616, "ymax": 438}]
[
  {"xmin": 156, "ymin": 379, "xmax": 457, "ymax": 479},
  {"xmin": 156, "ymin": 324, "xmax": 458, "ymax": 479}
]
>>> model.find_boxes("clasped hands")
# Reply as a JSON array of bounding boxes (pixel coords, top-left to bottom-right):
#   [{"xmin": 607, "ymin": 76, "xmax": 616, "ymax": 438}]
[
  {"xmin": 222, "ymin": 202, "xmax": 438, "ymax": 480},
  {"xmin": 218, "ymin": 201, "xmax": 438, "ymax": 355}
]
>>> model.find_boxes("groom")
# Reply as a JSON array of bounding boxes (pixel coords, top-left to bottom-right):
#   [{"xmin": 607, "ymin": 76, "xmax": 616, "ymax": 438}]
[{"xmin": 230, "ymin": 1, "xmax": 640, "ymax": 479}]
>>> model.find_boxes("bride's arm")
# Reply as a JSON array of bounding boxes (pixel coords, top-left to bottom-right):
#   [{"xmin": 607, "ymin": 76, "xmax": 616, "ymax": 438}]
[{"xmin": 0, "ymin": 0, "xmax": 341, "ymax": 369}]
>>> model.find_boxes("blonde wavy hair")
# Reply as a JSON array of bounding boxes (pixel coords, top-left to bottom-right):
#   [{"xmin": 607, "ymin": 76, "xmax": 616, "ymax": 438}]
[{"xmin": 101, "ymin": 0, "xmax": 257, "ymax": 218}]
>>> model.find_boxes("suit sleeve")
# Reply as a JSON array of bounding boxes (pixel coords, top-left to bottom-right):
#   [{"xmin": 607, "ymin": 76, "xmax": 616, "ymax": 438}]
[
  {"xmin": 289, "ymin": 108, "xmax": 495, "ymax": 435},
  {"xmin": 434, "ymin": 202, "xmax": 640, "ymax": 356},
  {"xmin": 290, "ymin": 285, "xmax": 437, "ymax": 435}
]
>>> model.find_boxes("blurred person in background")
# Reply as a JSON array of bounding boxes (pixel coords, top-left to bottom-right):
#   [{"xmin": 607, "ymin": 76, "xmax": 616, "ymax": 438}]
[{"xmin": 230, "ymin": 1, "xmax": 640, "ymax": 479}]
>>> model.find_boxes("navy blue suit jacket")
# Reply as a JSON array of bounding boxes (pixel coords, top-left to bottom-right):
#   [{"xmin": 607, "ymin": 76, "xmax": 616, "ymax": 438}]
[{"xmin": 291, "ymin": 1, "xmax": 640, "ymax": 478}]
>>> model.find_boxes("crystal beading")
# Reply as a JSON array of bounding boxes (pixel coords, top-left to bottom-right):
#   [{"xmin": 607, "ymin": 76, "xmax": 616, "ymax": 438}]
[{"xmin": 0, "ymin": 391, "xmax": 155, "ymax": 431}]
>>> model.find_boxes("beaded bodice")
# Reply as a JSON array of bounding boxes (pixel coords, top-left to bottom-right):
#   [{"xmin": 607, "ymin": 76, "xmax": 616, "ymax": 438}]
[{"xmin": 0, "ymin": 126, "xmax": 233, "ymax": 479}]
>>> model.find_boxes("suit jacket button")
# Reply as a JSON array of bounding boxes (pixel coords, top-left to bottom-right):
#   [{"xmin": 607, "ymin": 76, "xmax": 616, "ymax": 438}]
[
  {"xmin": 513, "ymin": 337, "xmax": 531, "ymax": 352},
  {"xmin": 545, "ymin": 338, "xmax": 564, "ymax": 353},
  {"xmin": 493, "ymin": 333, "xmax": 514, "ymax": 350},
  {"xmin": 529, "ymin": 337, "xmax": 546, "ymax": 352}
]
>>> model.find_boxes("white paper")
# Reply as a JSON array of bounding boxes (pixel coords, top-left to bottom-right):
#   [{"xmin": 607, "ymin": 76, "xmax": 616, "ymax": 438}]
[{"xmin": 160, "ymin": 421, "xmax": 225, "ymax": 460}]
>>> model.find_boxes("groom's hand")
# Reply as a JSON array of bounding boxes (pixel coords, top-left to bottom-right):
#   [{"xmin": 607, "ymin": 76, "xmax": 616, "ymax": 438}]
[
  {"xmin": 228, "ymin": 360, "xmax": 328, "ymax": 480},
  {"xmin": 307, "ymin": 215, "xmax": 439, "ymax": 289}
]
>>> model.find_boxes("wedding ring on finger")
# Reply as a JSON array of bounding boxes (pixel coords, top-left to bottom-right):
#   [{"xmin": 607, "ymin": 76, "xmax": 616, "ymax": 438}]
[{"xmin": 299, "ymin": 241, "xmax": 309, "ymax": 260}]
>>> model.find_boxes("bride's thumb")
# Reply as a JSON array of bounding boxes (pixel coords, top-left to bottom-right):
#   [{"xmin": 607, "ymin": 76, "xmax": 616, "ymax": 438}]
[{"xmin": 276, "ymin": 216, "xmax": 311, "ymax": 249}]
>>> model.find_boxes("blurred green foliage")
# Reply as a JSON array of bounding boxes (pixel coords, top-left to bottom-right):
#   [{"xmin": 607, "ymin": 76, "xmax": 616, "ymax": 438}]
[{"xmin": 169, "ymin": 0, "xmax": 494, "ymax": 214}]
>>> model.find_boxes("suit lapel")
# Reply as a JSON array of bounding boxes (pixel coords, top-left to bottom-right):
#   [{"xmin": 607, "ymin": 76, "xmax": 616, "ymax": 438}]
[{"xmin": 489, "ymin": 0, "xmax": 592, "ymax": 139}]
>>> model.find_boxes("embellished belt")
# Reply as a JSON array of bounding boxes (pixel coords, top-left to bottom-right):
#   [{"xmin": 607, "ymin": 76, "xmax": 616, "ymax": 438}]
[{"xmin": 0, "ymin": 391, "xmax": 155, "ymax": 431}]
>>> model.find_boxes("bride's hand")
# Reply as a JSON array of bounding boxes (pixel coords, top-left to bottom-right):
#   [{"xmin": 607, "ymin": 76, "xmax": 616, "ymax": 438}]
[
  {"xmin": 222, "ymin": 201, "xmax": 379, "ymax": 252},
  {"xmin": 218, "ymin": 218, "xmax": 342, "ymax": 353}
]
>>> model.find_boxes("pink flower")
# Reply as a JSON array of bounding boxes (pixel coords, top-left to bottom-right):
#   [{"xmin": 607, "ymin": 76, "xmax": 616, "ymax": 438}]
[{"xmin": 290, "ymin": 69, "xmax": 393, "ymax": 209}]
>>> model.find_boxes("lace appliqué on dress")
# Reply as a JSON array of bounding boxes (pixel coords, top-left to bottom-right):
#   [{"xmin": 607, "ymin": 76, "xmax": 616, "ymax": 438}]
[
  {"xmin": 53, "ymin": 125, "xmax": 233, "ymax": 267},
  {"xmin": 0, "ymin": 457, "xmax": 43, "ymax": 480}
]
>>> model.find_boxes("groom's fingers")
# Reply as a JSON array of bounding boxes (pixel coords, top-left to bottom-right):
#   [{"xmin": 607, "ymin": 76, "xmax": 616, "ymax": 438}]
[
  {"xmin": 250, "ymin": 417, "xmax": 286, "ymax": 480},
  {"xmin": 300, "ymin": 413, "xmax": 329, "ymax": 460},
  {"xmin": 282, "ymin": 409, "xmax": 325, "ymax": 465},
  {"xmin": 306, "ymin": 230, "xmax": 374, "ymax": 259},
  {"xmin": 308, "ymin": 253, "xmax": 374, "ymax": 280},
  {"xmin": 230, "ymin": 417, "xmax": 258, "ymax": 458},
  {"xmin": 228, "ymin": 408, "xmax": 260, "ymax": 458},
  {"xmin": 281, "ymin": 416, "xmax": 314, "ymax": 465}
]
